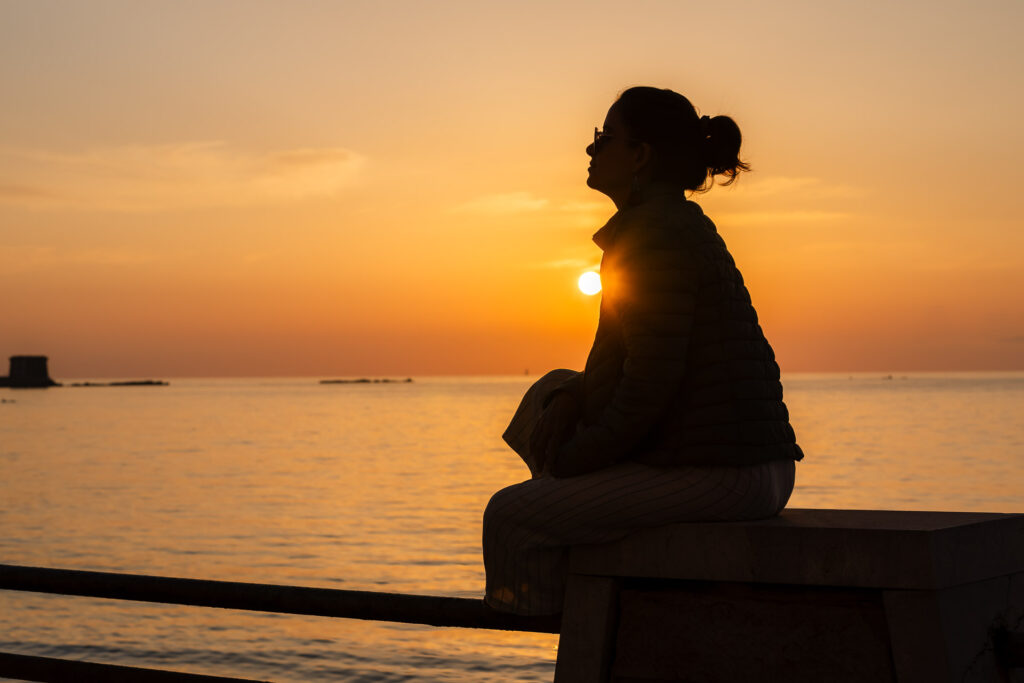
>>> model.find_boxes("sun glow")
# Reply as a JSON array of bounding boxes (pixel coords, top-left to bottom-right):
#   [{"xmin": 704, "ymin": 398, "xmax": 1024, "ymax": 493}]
[{"xmin": 578, "ymin": 271, "xmax": 602, "ymax": 296}]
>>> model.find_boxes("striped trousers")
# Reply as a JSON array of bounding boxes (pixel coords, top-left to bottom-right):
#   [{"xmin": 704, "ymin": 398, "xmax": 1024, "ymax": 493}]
[{"xmin": 482, "ymin": 371, "xmax": 796, "ymax": 616}]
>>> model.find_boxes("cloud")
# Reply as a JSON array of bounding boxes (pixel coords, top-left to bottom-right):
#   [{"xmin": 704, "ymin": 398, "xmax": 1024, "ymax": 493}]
[
  {"xmin": 740, "ymin": 176, "xmax": 864, "ymax": 199},
  {"xmin": 0, "ymin": 245, "xmax": 156, "ymax": 273},
  {"xmin": 1003, "ymin": 335, "xmax": 1024, "ymax": 344},
  {"xmin": 0, "ymin": 143, "xmax": 365, "ymax": 212},
  {"xmin": 556, "ymin": 200, "xmax": 607, "ymax": 213},
  {"xmin": 451, "ymin": 191, "xmax": 550, "ymax": 214},
  {"xmin": 0, "ymin": 184, "xmax": 54, "ymax": 200},
  {"xmin": 718, "ymin": 209, "xmax": 852, "ymax": 226},
  {"xmin": 530, "ymin": 257, "xmax": 596, "ymax": 270}
]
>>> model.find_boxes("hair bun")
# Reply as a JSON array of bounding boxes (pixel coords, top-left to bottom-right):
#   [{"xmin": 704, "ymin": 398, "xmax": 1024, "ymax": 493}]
[{"xmin": 702, "ymin": 114, "xmax": 748, "ymax": 186}]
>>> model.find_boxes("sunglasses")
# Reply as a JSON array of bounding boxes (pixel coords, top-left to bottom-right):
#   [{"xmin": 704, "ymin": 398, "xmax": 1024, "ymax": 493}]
[
  {"xmin": 592, "ymin": 127, "xmax": 614, "ymax": 153},
  {"xmin": 592, "ymin": 127, "xmax": 638, "ymax": 153}
]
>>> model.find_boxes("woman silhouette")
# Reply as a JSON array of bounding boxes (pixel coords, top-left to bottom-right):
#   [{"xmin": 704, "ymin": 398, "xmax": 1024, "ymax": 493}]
[{"xmin": 483, "ymin": 87, "xmax": 803, "ymax": 616}]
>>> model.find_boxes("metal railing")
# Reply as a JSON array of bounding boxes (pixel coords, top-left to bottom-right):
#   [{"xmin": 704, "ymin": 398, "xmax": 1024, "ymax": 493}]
[
  {"xmin": 0, "ymin": 563, "xmax": 560, "ymax": 682},
  {"xmin": 4, "ymin": 562, "xmax": 1021, "ymax": 681}
]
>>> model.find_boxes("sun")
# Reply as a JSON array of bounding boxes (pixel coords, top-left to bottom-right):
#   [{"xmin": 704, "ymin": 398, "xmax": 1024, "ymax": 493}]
[{"xmin": 578, "ymin": 271, "xmax": 602, "ymax": 296}]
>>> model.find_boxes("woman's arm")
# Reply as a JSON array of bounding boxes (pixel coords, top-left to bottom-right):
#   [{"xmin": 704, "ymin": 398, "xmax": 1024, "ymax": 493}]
[{"xmin": 529, "ymin": 390, "xmax": 580, "ymax": 474}]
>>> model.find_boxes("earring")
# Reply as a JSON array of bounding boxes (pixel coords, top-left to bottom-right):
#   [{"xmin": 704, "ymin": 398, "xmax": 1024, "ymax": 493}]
[{"xmin": 630, "ymin": 173, "xmax": 642, "ymax": 204}]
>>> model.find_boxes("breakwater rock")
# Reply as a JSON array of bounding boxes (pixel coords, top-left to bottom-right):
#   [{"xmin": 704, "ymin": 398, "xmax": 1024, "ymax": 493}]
[
  {"xmin": 69, "ymin": 380, "xmax": 169, "ymax": 387},
  {"xmin": 320, "ymin": 378, "xmax": 414, "ymax": 384}
]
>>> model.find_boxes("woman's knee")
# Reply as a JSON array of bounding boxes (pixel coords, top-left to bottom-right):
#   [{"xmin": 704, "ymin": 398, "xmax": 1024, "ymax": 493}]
[
  {"xmin": 483, "ymin": 484, "xmax": 520, "ymax": 536},
  {"xmin": 483, "ymin": 479, "xmax": 546, "ymax": 538}
]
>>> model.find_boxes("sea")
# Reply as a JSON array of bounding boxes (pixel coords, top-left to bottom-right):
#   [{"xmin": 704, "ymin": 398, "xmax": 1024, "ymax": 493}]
[{"xmin": 1, "ymin": 373, "xmax": 1022, "ymax": 681}]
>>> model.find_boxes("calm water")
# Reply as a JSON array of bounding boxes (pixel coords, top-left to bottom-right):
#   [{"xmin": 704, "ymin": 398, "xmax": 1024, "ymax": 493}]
[{"xmin": 1, "ymin": 373, "xmax": 1022, "ymax": 681}]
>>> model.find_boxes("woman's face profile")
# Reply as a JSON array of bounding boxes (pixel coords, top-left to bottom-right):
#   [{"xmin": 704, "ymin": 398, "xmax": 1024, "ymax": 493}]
[{"xmin": 586, "ymin": 106, "xmax": 640, "ymax": 203}]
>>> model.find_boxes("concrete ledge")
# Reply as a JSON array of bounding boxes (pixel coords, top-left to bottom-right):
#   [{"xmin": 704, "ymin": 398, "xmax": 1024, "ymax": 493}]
[
  {"xmin": 568, "ymin": 508, "xmax": 1024, "ymax": 590},
  {"xmin": 557, "ymin": 509, "xmax": 1024, "ymax": 682}
]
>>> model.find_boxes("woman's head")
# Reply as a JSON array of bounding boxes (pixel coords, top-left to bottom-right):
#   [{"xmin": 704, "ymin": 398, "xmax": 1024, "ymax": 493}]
[{"xmin": 586, "ymin": 86, "xmax": 749, "ymax": 201}]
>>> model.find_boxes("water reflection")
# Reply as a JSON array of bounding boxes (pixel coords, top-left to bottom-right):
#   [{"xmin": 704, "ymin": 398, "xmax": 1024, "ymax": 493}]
[{"xmin": 1, "ymin": 374, "xmax": 1021, "ymax": 680}]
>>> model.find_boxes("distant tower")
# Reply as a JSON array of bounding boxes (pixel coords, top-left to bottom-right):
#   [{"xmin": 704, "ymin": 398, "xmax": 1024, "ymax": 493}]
[{"xmin": 0, "ymin": 355, "xmax": 60, "ymax": 388}]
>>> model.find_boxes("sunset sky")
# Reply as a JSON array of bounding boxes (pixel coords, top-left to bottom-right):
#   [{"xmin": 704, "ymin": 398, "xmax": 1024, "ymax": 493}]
[{"xmin": 1, "ymin": 0, "xmax": 1022, "ymax": 377}]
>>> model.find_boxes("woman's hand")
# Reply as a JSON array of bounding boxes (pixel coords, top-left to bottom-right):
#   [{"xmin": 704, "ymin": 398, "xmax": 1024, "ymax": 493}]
[{"xmin": 529, "ymin": 392, "xmax": 578, "ymax": 475}]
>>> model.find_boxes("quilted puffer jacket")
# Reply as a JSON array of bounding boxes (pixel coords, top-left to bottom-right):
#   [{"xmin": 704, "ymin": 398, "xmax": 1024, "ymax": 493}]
[{"xmin": 550, "ymin": 192, "xmax": 803, "ymax": 477}]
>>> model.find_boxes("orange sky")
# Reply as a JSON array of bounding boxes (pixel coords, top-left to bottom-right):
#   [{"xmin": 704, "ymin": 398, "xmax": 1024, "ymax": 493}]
[{"xmin": 1, "ymin": 1, "xmax": 1022, "ymax": 377}]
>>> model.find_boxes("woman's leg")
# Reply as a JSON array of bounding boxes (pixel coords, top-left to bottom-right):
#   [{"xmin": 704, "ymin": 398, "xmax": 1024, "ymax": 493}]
[{"xmin": 482, "ymin": 458, "xmax": 795, "ymax": 615}]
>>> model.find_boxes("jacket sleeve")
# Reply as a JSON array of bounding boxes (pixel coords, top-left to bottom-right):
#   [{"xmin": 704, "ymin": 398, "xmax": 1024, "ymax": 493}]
[
  {"xmin": 541, "ymin": 370, "xmax": 584, "ymax": 409},
  {"xmin": 551, "ymin": 228, "xmax": 698, "ymax": 477}
]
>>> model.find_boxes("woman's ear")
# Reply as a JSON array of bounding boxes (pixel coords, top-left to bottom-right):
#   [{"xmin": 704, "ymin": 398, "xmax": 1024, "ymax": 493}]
[{"xmin": 632, "ymin": 142, "xmax": 653, "ymax": 174}]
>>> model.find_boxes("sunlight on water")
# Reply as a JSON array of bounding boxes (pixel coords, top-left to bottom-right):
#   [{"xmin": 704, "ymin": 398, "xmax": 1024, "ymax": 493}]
[
  {"xmin": 2, "ymin": 377, "xmax": 556, "ymax": 681},
  {"xmin": 1, "ymin": 373, "xmax": 1022, "ymax": 680},
  {"xmin": 784, "ymin": 373, "xmax": 1024, "ymax": 513}
]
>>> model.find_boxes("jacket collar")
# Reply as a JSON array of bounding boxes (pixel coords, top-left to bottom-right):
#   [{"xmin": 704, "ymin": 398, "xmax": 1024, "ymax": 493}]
[
  {"xmin": 592, "ymin": 212, "xmax": 623, "ymax": 251},
  {"xmin": 592, "ymin": 190, "xmax": 689, "ymax": 251}
]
